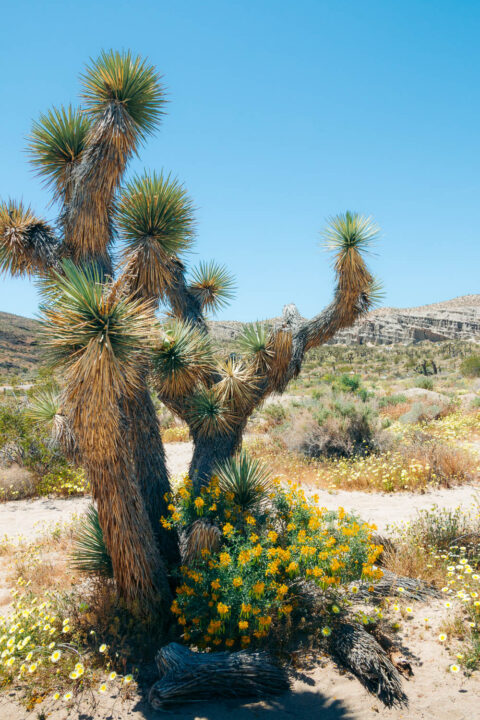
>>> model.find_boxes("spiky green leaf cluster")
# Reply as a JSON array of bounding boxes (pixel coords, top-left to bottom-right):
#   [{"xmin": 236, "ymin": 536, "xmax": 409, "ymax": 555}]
[
  {"xmin": 118, "ymin": 172, "xmax": 195, "ymax": 256},
  {"xmin": 237, "ymin": 322, "xmax": 271, "ymax": 357},
  {"xmin": 70, "ymin": 505, "xmax": 113, "ymax": 577},
  {"xmin": 27, "ymin": 387, "xmax": 60, "ymax": 426},
  {"xmin": 81, "ymin": 50, "xmax": 165, "ymax": 141},
  {"xmin": 188, "ymin": 387, "xmax": 234, "ymax": 437},
  {"xmin": 323, "ymin": 211, "xmax": 379, "ymax": 256},
  {"xmin": 28, "ymin": 106, "xmax": 90, "ymax": 196},
  {"xmin": 215, "ymin": 451, "xmax": 272, "ymax": 512},
  {"xmin": 151, "ymin": 319, "xmax": 213, "ymax": 397},
  {"xmin": 189, "ymin": 261, "xmax": 236, "ymax": 312},
  {"xmin": 40, "ymin": 260, "xmax": 153, "ymax": 367}
]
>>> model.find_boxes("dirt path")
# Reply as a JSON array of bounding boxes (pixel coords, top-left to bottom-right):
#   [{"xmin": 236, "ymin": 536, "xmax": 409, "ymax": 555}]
[{"xmin": 0, "ymin": 442, "xmax": 478, "ymax": 540}]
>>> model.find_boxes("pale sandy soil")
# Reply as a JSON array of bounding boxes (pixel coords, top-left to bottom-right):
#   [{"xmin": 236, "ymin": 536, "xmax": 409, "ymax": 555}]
[
  {"xmin": 1, "ymin": 442, "xmax": 478, "ymax": 540},
  {"xmin": 0, "ymin": 442, "xmax": 479, "ymax": 719},
  {"xmin": 2, "ymin": 599, "xmax": 479, "ymax": 720}
]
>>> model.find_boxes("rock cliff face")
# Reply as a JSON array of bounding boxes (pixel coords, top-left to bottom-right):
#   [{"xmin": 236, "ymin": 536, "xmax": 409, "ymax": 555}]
[
  {"xmin": 208, "ymin": 296, "xmax": 480, "ymax": 346},
  {"xmin": 329, "ymin": 296, "xmax": 480, "ymax": 345}
]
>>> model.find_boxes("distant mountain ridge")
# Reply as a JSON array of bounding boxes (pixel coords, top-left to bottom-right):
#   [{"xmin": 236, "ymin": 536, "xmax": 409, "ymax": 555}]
[
  {"xmin": 207, "ymin": 295, "xmax": 480, "ymax": 346},
  {"xmin": 1, "ymin": 295, "xmax": 480, "ymax": 376}
]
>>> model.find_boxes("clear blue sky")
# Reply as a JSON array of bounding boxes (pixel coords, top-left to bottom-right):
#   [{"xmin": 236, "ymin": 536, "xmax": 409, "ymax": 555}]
[{"xmin": 0, "ymin": 0, "xmax": 479, "ymax": 321}]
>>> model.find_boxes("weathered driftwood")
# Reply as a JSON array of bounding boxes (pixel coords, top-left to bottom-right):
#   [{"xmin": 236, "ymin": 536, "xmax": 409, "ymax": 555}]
[
  {"xmin": 330, "ymin": 623, "xmax": 407, "ymax": 707},
  {"xmin": 149, "ymin": 642, "xmax": 290, "ymax": 710},
  {"xmin": 349, "ymin": 568, "xmax": 441, "ymax": 602}
]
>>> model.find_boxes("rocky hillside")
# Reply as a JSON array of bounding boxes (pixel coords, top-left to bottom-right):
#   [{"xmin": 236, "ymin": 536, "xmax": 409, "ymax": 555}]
[
  {"xmin": 1, "ymin": 295, "xmax": 480, "ymax": 377},
  {"xmin": 0, "ymin": 312, "xmax": 41, "ymax": 376},
  {"xmin": 208, "ymin": 295, "xmax": 480, "ymax": 346},
  {"xmin": 330, "ymin": 295, "xmax": 480, "ymax": 345}
]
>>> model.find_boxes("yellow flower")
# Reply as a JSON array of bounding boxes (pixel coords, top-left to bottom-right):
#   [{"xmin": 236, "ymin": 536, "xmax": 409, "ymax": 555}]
[
  {"xmin": 99, "ymin": 683, "xmax": 107, "ymax": 693},
  {"xmin": 63, "ymin": 692, "xmax": 73, "ymax": 702},
  {"xmin": 109, "ymin": 671, "xmax": 117, "ymax": 681},
  {"xmin": 450, "ymin": 664, "xmax": 460, "ymax": 673},
  {"xmin": 232, "ymin": 577, "xmax": 243, "ymax": 588},
  {"xmin": 217, "ymin": 602, "xmax": 230, "ymax": 617},
  {"xmin": 223, "ymin": 523, "xmax": 234, "ymax": 536},
  {"xmin": 124, "ymin": 674, "xmax": 133, "ymax": 684},
  {"xmin": 251, "ymin": 582, "xmax": 265, "ymax": 598},
  {"xmin": 53, "ymin": 692, "xmax": 60, "ymax": 700},
  {"xmin": 99, "ymin": 643, "xmax": 107, "ymax": 653},
  {"xmin": 69, "ymin": 671, "xmax": 79, "ymax": 680},
  {"xmin": 219, "ymin": 552, "xmax": 232, "ymax": 567},
  {"xmin": 438, "ymin": 633, "xmax": 447, "ymax": 642},
  {"xmin": 28, "ymin": 663, "xmax": 37, "ymax": 673},
  {"xmin": 225, "ymin": 638, "xmax": 234, "ymax": 648},
  {"xmin": 267, "ymin": 530, "xmax": 278, "ymax": 543},
  {"xmin": 322, "ymin": 627, "xmax": 332, "ymax": 637},
  {"xmin": 250, "ymin": 533, "xmax": 259, "ymax": 543},
  {"xmin": 239, "ymin": 620, "xmax": 249, "ymax": 630},
  {"xmin": 246, "ymin": 516, "xmax": 256, "ymax": 525},
  {"xmin": 194, "ymin": 497, "xmax": 205, "ymax": 514},
  {"xmin": 50, "ymin": 650, "xmax": 61, "ymax": 663},
  {"xmin": 211, "ymin": 579, "xmax": 221, "ymax": 590}
]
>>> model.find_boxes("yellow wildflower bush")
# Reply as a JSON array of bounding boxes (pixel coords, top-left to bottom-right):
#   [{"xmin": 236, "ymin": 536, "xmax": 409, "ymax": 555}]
[{"xmin": 165, "ymin": 477, "xmax": 382, "ymax": 650}]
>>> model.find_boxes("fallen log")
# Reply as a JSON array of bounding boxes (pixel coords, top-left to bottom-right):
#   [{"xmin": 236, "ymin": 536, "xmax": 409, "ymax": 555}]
[
  {"xmin": 349, "ymin": 568, "xmax": 441, "ymax": 602},
  {"xmin": 330, "ymin": 622, "xmax": 407, "ymax": 707},
  {"xmin": 149, "ymin": 642, "xmax": 290, "ymax": 710}
]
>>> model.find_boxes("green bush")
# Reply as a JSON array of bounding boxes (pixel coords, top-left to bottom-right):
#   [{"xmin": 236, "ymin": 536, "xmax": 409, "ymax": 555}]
[
  {"xmin": 460, "ymin": 355, "xmax": 480, "ymax": 378},
  {"xmin": 336, "ymin": 373, "xmax": 361, "ymax": 393},
  {"xmin": 414, "ymin": 377, "xmax": 434, "ymax": 390},
  {"xmin": 377, "ymin": 394, "xmax": 407, "ymax": 408}
]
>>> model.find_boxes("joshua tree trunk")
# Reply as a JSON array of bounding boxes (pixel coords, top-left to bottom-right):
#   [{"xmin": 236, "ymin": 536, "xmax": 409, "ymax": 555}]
[
  {"xmin": 126, "ymin": 384, "xmax": 180, "ymax": 566},
  {"xmin": 189, "ymin": 423, "xmax": 245, "ymax": 486}
]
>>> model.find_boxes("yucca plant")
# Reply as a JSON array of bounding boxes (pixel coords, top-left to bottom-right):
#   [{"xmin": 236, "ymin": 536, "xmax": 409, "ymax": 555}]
[
  {"xmin": 71, "ymin": 505, "xmax": 113, "ymax": 578},
  {"xmin": 0, "ymin": 50, "xmax": 382, "ymax": 613},
  {"xmin": 215, "ymin": 451, "xmax": 272, "ymax": 513}
]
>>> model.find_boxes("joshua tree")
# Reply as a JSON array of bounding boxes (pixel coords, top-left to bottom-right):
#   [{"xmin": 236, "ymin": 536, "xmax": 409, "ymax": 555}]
[{"xmin": 0, "ymin": 51, "xmax": 380, "ymax": 609}]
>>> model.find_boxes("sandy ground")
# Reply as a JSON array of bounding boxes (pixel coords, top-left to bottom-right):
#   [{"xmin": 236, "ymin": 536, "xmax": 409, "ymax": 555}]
[
  {"xmin": 2, "ymin": 599, "xmax": 480, "ymax": 720},
  {"xmin": 1, "ymin": 442, "xmax": 479, "ymax": 719},
  {"xmin": 1, "ymin": 442, "xmax": 478, "ymax": 540}
]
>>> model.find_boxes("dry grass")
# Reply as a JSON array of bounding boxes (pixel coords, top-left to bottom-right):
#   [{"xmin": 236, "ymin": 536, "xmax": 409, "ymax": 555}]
[{"xmin": 0, "ymin": 464, "xmax": 37, "ymax": 501}]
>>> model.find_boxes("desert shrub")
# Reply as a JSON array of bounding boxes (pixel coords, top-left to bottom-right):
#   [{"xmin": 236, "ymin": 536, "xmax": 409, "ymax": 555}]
[
  {"xmin": 166, "ymin": 477, "xmax": 382, "ymax": 650},
  {"xmin": 400, "ymin": 437, "xmax": 478, "ymax": 487},
  {"xmin": 307, "ymin": 400, "xmax": 377, "ymax": 460},
  {"xmin": 384, "ymin": 506, "xmax": 480, "ymax": 671},
  {"xmin": 399, "ymin": 401, "xmax": 447, "ymax": 425},
  {"xmin": 262, "ymin": 403, "xmax": 287, "ymax": 426},
  {"xmin": 393, "ymin": 506, "xmax": 480, "ymax": 555},
  {"xmin": 336, "ymin": 373, "xmax": 361, "ymax": 393},
  {"xmin": 0, "ymin": 401, "xmax": 67, "ymax": 477},
  {"xmin": 414, "ymin": 377, "xmax": 434, "ymax": 390},
  {"xmin": 377, "ymin": 394, "xmax": 407, "ymax": 409},
  {"xmin": 461, "ymin": 355, "xmax": 480, "ymax": 378}
]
